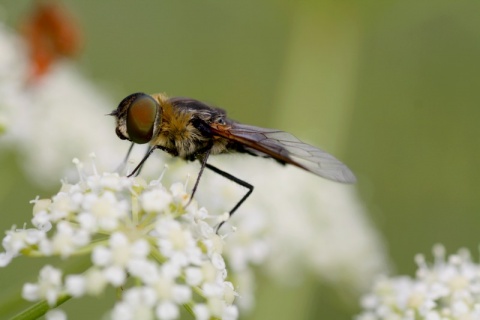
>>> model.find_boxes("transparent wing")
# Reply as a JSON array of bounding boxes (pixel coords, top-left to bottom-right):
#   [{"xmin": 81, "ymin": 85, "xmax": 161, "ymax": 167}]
[{"xmin": 211, "ymin": 123, "xmax": 356, "ymax": 183}]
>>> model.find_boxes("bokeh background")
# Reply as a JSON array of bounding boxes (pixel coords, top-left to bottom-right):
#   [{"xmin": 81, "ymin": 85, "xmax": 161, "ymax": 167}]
[{"xmin": 1, "ymin": 0, "xmax": 480, "ymax": 319}]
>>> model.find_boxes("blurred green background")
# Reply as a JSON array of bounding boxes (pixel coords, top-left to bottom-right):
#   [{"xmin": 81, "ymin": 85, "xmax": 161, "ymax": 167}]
[{"xmin": 2, "ymin": 0, "xmax": 480, "ymax": 319}]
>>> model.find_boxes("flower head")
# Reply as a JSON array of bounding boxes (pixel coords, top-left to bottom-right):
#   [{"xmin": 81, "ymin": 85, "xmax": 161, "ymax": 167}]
[
  {"xmin": 0, "ymin": 157, "xmax": 238, "ymax": 319},
  {"xmin": 357, "ymin": 244, "xmax": 480, "ymax": 320}
]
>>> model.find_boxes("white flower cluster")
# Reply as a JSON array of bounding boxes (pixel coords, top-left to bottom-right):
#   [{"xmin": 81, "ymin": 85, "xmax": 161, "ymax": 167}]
[
  {"xmin": 357, "ymin": 245, "xmax": 480, "ymax": 320},
  {"xmin": 0, "ymin": 158, "xmax": 238, "ymax": 320}
]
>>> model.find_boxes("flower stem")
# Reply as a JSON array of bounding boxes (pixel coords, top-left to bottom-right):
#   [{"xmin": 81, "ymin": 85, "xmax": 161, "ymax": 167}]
[{"xmin": 9, "ymin": 294, "xmax": 71, "ymax": 320}]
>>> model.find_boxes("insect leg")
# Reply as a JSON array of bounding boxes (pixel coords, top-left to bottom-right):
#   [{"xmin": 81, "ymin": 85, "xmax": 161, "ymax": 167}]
[
  {"xmin": 127, "ymin": 145, "xmax": 157, "ymax": 178},
  {"xmin": 116, "ymin": 142, "xmax": 135, "ymax": 173},
  {"xmin": 205, "ymin": 163, "xmax": 254, "ymax": 232},
  {"xmin": 187, "ymin": 148, "xmax": 212, "ymax": 207},
  {"xmin": 133, "ymin": 146, "xmax": 153, "ymax": 176}
]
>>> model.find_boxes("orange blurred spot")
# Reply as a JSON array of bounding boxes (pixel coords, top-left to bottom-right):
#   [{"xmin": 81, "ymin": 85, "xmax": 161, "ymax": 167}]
[{"xmin": 21, "ymin": 1, "xmax": 83, "ymax": 80}]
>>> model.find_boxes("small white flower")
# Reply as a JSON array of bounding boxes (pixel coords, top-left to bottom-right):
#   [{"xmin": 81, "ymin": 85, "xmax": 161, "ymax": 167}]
[
  {"xmin": 193, "ymin": 304, "xmax": 210, "ymax": 320},
  {"xmin": 202, "ymin": 282, "xmax": 225, "ymax": 298},
  {"xmin": 205, "ymin": 297, "xmax": 226, "ymax": 318},
  {"xmin": 123, "ymin": 287, "xmax": 158, "ymax": 307},
  {"xmin": 2, "ymin": 227, "xmax": 46, "ymax": 258},
  {"xmin": 103, "ymin": 265, "xmax": 126, "ymax": 286},
  {"xmin": 65, "ymin": 274, "xmax": 86, "ymax": 297},
  {"xmin": 169, "ymin": 182, "xmax": 189, "ymax": 206},
  {"xmin": 81, "ymin": 191, "xmax": 128, "ymax": 231},
  {"xmin": 91, "ymin": 246, "xmax": 111, "ymax": 266},
  {"xmin": 199, "ymin": 261, "xmax": 220, "ymax": 284},
  {"xmin": 49, "ymin": 221, "xmax": 90, "ymax": 257},
  {"xmin": 171, "ymin": 285, "xmax": 192, "ymax": 304},
  {"xmin": 223, "ymin": 282, "xmax": 237, "ymax": 305},
  {"xmin": 127, "ymin": 259, "xmax": 159, "ymax": 284},
  {"xmin": 91, "ymin": 232, "xmax": 150, "ymax": 286},
  {"xmin": 31, "ymin": 198, "xmax": 54, "ymax": 231},
  {"xmin": 45, "ymin": 309, "xmax": 67, "ymax": 320},
  {"xmin": 22, "ymin": 265, "xmax": 63, "ymax": 306},
  {"xmin": 49, "ymin": 193, "xmax": 76, "ymax": 222},
  {"xmin": 141, "ymin": 188, "xmax": 173, "ymax": 213},
  {"xmin": 211, "ymin": 252, "xmax": 226, "ymax": 270},
  {"xmin": 222, "ymin": 305, "xmax": 239, "ymax": 320},
  {"xmin": 185, "ymin": 267, "xmax": 203, "ymax": 286},
  {"xmin": 0, "ymin": 251, "xmax": 13, "ymax": 267},
  {"xmin": 111, "ymin": 300, "xmax": 154, "ymax": 320},
  {"xmin": 84, "ymin": 268, "xmax": 107, "ymax": 296},
  {"xmin": 155, "ymin": 301, "xmax": 179, "ymax": 320},
  {"xmin": 156, "ymin": 218, "xmax": 202, "ymax": 267},
  {"xmin": 93, "ymin": 172, "xmax": 130, "ymax": 192},
  {"xmin": 31, "ymin": 211, "xmax": 53, "ymax": 231}
]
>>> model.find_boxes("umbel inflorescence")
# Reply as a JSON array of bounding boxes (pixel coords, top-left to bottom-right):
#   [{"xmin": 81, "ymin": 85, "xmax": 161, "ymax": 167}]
[
  {"xmin": 0, "ymin": 156, "xmax": 238, "ymax": 320},
  {"xmin": 356, "ymin": 245, "xmax": 480, "ymax": 320}
]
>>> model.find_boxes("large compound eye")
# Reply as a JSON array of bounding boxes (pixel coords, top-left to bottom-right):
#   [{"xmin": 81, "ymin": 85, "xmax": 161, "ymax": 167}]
[{"xmin": 126, "ymin": 94, "xmax": 158, "ymax": 144}]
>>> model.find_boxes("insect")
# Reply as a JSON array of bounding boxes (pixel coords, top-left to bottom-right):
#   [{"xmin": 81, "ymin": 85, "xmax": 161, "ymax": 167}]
[{"xmin": 110, "ymin": 92, "xmax": 356, "ymax": 230}]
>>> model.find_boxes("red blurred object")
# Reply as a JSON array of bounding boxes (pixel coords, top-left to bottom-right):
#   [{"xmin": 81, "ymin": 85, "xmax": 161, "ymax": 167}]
[{"xmin": 21, "ymin": 1, "xmax": 83, "ymax": 79}]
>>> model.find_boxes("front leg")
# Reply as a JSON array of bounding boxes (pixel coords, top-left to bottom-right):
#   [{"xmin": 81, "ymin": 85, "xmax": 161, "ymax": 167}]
[
  {"xmin": 128, "ymin": 145, "xmax": 180, "ymax": 177},
  {"xmin": 127, "ymin": 146, "xmax": 157, "ymax": 177},
  {"xmin": 116, "ymin": 142, "xmax": 135, "ymax": 173}
]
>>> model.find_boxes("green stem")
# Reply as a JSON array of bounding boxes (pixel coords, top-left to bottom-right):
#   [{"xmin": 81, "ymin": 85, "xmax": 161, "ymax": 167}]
[
  {"xmin": 21, "ymin": 238, "xmax": 109, "ymax": 257},
  {"xmin": 149, "ymin": 245, "xmax": 167, "ymax": 264},
  {"xmin": 137, "ymin": 212, "xmax": 158, "ymax": 231},
  {"xmin": 183, "ymin": 302, "xmax": 195, "ymax": 317},
  {"xmin": 9, "ymin": 294, "xmax": 71, "ymax": 320}
]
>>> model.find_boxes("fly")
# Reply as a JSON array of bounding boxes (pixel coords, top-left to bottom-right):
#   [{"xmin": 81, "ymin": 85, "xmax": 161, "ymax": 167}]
[{"xmin": 110, "ymin": 92, "xmax": 356, "ymax": 231}]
